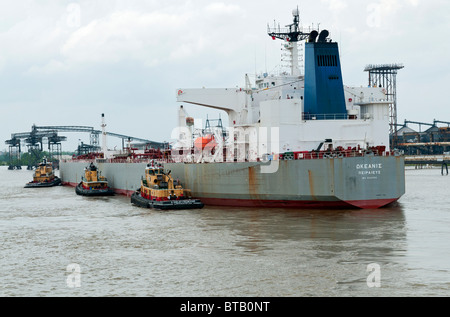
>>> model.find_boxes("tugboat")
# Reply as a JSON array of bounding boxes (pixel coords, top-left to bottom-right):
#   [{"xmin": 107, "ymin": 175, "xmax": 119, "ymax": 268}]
[
  {"xmin": 75, "ymin": 162, "xmax": 115, "ymax": 196},
  {"xmin": 25, "ymin": 158, "xmax": 61, "ymax": 188},
  {"xmin": 131, "ymin": 161, "xmax": 204, "ymax": 210}
]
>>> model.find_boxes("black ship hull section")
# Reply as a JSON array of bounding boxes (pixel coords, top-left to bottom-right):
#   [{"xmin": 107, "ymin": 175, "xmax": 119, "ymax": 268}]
[
  {"xmin": 75, "ymin": 183, "xmax": 115, "ymax": 196},
  {"xmin": 25, "ymin": 177, "xmax": 62, "ymax": 188},
  {"xmin": 131, "ymin": 190, "xmax": 204, "ymax": 210}
]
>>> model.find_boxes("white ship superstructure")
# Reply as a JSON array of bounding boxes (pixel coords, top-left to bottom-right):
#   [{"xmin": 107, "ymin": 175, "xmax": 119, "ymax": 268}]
[{"xmin": 174, "ymin": 8, "xmax": 390, "ymax": 161}]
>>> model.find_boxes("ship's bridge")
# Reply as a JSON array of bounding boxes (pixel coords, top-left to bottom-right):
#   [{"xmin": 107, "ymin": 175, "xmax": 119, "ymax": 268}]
[{"xmin": 174, "ymin": 7, "xmax": 392, "ymax": 158}]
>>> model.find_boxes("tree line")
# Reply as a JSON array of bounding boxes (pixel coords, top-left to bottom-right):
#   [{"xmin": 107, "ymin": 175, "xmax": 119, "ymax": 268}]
[{"xmin": 0, "ymin": 151, "xmax": 74, "ymax": 166}]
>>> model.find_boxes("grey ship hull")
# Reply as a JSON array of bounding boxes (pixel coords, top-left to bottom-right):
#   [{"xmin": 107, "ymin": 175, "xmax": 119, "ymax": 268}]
[{"xmin": 60, "ymin": 155, "xmax": 405, "ymax": 209}]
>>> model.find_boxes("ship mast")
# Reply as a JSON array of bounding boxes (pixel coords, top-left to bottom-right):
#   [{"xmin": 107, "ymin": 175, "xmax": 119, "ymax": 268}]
[
  {"xmin": 101, "ymin": 113, "xmax": 108, "ymax": 157},
  {"xmin": 267, "ymin": 7, "xmax": 311, "ymax": 76}
]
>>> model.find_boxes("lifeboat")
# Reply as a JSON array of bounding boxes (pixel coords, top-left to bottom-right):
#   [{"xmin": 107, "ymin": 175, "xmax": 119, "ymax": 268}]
[
  {"xmin": 194, "ymin": 134, "xmax": 217, "ymax": 151},
  {"xmin": 75, "ymin": 162, "xmax": 115, "ymax": 196},
  {"xmin": 24, "ymin": 158, "xmax": 61, "ymax": 188},
  {"xmin": 131, "ymin": 160, "xmax": 204, "ymax": 210}
]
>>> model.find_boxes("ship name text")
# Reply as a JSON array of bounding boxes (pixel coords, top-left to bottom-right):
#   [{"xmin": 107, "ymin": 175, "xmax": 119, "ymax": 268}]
[
  {"xmin": 356, "ymin": 163, "xmax": 382, "ymax": 169},
  {"xmin": 356, "ymin": 163, "xmax": 383, "ymax": 179}
]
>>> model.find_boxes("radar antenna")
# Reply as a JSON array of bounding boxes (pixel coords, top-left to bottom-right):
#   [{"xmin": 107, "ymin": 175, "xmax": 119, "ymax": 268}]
[
  {"xmin": 267, "ymin": 6, "xmax": 311, "ymax": 42},
  {"xmin": 267, "ymin": 7, "xmax": 315, "ymax": 76}
]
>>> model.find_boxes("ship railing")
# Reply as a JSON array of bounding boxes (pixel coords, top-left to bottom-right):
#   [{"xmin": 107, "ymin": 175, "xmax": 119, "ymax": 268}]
[
  {"xmin": 302, "ymin": 113, "xmax": 353, "ymax": 120},
  {"xmin": 107, "ymin": 158, "xmax": 175, "ymax": 164},
  {"xmin": 165, "ymin": 146, "xmax": 394, "ymax": 164},
  {"xmin": 60, "ymin": 148, "xmax": 395, "ymax": 164},
  {"xmin": 62, "ymin": 158, "xmax": 176, "ymax": 164},
  {"xmin": 278, "ymin": 146, "xmax": 392, "ymax": 160},
  {"xmin": 267, "ymin": 25, "xmax": 314, "ymax": 37}
]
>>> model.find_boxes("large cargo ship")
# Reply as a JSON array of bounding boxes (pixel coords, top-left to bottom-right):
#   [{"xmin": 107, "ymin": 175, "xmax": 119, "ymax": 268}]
[{"xmin": 60, "ymin": 8, "xmax": 405, "ymax": 209}]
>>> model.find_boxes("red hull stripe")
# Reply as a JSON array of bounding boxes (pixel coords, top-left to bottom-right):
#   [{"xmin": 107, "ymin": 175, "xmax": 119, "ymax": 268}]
[
  {"xmin": 196, "ymin": 197, "xmax": 397, "ymax": 209},
  {"xmin": 344, "ymin": 199, "xmax": 399, "ymax": 209},
  {"xmin": 62, "ymin": 182, "xmax": 397, "ymax": 209}
]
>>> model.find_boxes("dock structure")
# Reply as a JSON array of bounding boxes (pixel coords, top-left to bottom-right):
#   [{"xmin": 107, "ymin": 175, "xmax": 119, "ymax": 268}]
[
  {"xmin": 393, "ymin": 119, "xmax": 450, "ymax": 155},
  {"xmin": 405, "ymin": 154, "xmax": 450, "ymax": 175},
  {"xmin": 405, "ymin": 155, "xmax": 450, "ymax": 165},
  {"xmin": 5, "ymin": 118, "xmax": 168, "ymax": 169},
  {"xmin": 364, "ymin": 64, "xmax": 404, "ymax": 141}
]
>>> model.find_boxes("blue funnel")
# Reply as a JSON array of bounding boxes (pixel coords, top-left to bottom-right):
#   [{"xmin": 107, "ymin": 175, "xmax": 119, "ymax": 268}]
[{"xmin": 304, "ymin": 36, "xmax": 347, "ymax": 120}]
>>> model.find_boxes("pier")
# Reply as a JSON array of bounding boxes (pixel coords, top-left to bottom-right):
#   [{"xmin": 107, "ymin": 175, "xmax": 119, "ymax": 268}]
[
  {"xmin": 405, "ymin": 155, "xmax": 449, "ymax": 175},
  {"xmin": 5, "ymin": 116, "xmax": 168, "ymax": 169},
  {"xmin": 405, "ymin": 155, "xmax": 450, "ymax": 165}
]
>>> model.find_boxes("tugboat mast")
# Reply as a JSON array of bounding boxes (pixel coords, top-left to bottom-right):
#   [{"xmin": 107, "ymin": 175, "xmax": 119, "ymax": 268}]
[
  {"xmin": 267, "ymin": 7, "xmax": 312, "ymax": 76},
  {"xmin": 101, "ymin": 113, "xmax": 108, "ymax": 158}
]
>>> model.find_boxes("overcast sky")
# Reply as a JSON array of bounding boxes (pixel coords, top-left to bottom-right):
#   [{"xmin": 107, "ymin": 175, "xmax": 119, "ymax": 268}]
[{"xmin": 1, "ymin": 0, "xmax": 449, "ymax": 151}]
